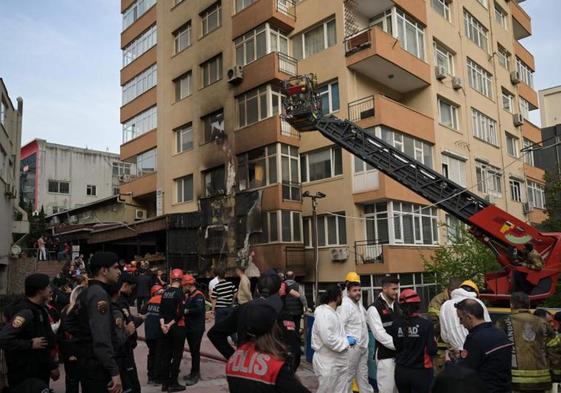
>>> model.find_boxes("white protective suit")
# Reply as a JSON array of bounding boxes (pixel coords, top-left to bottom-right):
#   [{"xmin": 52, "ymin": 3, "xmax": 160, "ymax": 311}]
[
  {"xmin": 439, "ymin": 287, "xmax": 491, "ymax": 350},
  {"xmin": 312, "ymin": 304, "xmax": 350, "ymax": 393},
  {"xmin": 338, "ymin": 296, "xmax": 374, "ymax": 393}
]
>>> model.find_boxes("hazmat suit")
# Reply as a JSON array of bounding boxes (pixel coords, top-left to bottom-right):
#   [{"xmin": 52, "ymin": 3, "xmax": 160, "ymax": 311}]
[{"xmin": 311, "ymin": 304, "xmax": 350, "ymax": 393}]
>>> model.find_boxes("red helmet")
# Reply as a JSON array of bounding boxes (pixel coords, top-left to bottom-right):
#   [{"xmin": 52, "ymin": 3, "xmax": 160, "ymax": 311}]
[
  {"xmin": 181, "ymin": 274, "xmax": 195, "ymax": 287},
  {"xmin": 170, "ymin": 268, "xmax": 184, "ymax": 280},
  {"xmin": 150, "ymin": 285, "xmax": 164, "ymax": 296},
  {"xmin": 399, "ymin": 289, "xmax": 421, "ymax": 304}
]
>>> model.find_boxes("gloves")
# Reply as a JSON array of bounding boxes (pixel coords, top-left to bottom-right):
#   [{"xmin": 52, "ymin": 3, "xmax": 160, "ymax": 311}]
[{"xmin": 347, "ymin": 336, "xmax": 357, "ymax": 346}]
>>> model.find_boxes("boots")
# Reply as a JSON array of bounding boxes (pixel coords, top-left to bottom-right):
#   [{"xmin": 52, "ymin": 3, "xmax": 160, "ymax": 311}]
[
  {"xmin": 183, "ymin": 372, "xmax": 201, "ymax": 386},
  {"xmin": 166, "ymin": 381, "xmax": 186, "ymax": 392}
]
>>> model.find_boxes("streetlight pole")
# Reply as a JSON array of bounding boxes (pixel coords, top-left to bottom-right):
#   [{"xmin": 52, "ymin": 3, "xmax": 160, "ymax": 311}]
[{"xmin": 303, "ymin": 191, "xmax": 326, "ymax": 307}]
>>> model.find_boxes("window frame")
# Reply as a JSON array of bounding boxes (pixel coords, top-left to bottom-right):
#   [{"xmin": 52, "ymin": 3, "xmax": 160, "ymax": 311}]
[
  {"xmin": 122, "ymin": 64, "xmax": 157, "ymax": 105},
  {"xmin": 497, "ymin": 45, "xmax": 510, "ymax": 70},
  {"xmin": 437, "ymin": 97, "xmax": 459, "ymax": 130},
  {"xmin": 174, "ymin": 71, "xmax": 192, "ymax": 101},
  {"xmin": 471, "ymin": 108, "xmax": 498, "ymax": 146},
  {"xmin": 509, "ymin": 178, "xmax": 522, "ymax": 202},
  {"xmin": 86, "ymin": 184, "xmax": 97, "ymax": 196},
  {"xmin": 292, "ymin": 17, "xmax": 336, "ymax": 60},
  {"xmin": 527, "ymin": 181, "xmax": 545, "ymax": 210},
  {"xmin": 523, "ymin": 138, "xmax": 535, "ymax": 166},
  {"xmin": 260, "ymin": 210, "xmax": 302, "ymax": 244},
  {"xmin": 494, "ymin": 3, "xmax": 508, "ymax": 29},
  {"xmin": 431, "ymin": 0, "xmax": 451, "ymax": 21},
  {"xmin": 175, "ymin": 123, "xmax": 193, "ymax": 154},
  {"xmin": 505, "ymin": 132, "xmax": 519, "ymax": 157},
  {"xmin": 122, "ymin": 106, "xmax": 157, "ymax": 143},
  {"xmin": 300, "ymin": 146, "xmax": 343, "ymax": 183},
  {"xmin": 516, "ymin": 57, "xmax": 534, "ymax": 88},
  {"xmin": 137, "ymin": 148, "xmax": 157, "ymax": 175},
  {"xmin": 441, "ymin": 153, "xmax": 467, "ymax": 187},
  {"xmin": 201, "ymin": 109, "xmax": 224, "ymax": 144},
  {"xmin": 475, "ymin": 160, "xmax": 502, "ymax": 196},
  {"xmin": 433, "ymin": 41, "xmax": 454, "ymax": 75},
  {"xmin": 122, "ymin": 24, "xmax": 157, "ymax": 67},
  {"xmin": 502, "ymin": 89, "xmax": 514, "ymax": 113},
  {"xmin": 303, "ymin": 212, "xmax": 346, "ymax": 247},
  {"xmin": 237, "ymin": 144, "xmax": 278, "ymax": 191},
  {"xmin": 201, "ymin": 54, "xmax": 223, "ymax": 88},
  {"xmin": 464, "ymin": 10, "xmax": 489, "ymax": 52},
  {"xmin": 173, "ymin": 21, "xmax": 192, "ymax": 54},
  {"xmin": 318, "ymin": 80, "xmax": 340, "ymax": 115},
  {"xmin": 176, "ymin": 174, "xmax": 194, "ymax": 203},
  {"xmin": 201, "ymin": 2, "xmax": 222, "ymax": 37},
  {"xmin": 467, "ymin": 58, "xmax": 493, "ymax": 98},
  {"xmin": 48, "ymin": 180, "xmax": 70, "ymax": 195}
]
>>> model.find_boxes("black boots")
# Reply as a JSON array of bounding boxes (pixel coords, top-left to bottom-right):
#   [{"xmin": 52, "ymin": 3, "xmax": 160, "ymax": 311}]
[{"xmin": 183, "ymin": 372, "xmax": 200, "ymax": 386}]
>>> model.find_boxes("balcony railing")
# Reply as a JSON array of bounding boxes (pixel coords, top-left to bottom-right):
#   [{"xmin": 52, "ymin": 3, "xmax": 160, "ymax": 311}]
[
  {"xmin": 344, "ymin": 28, "xmax": 372, "ymax": 56},
  {"xmin": 282, "ymin": 181, "xmax": 301, "ymax": 201},
  {"xmin": 278, "ymin": 53, "xmax": 298, "ymax": 76},
  {"xmin": 355, "ymin": 239, "xmax": 389, "ymax": 265},
  {"xmin": 281, "ymin": 118, "xmax": 300, "ymax": 138},
  {"xmin": 348, "ymin": 96, "xmax": 375, "ymax": 122},
  {"xmin": 277, "ymin": 0, "xmax": 296, "ymax": 18},
  {"xmin": 285, "ymin": 245, "xmax": 312, "ymax": 269}
]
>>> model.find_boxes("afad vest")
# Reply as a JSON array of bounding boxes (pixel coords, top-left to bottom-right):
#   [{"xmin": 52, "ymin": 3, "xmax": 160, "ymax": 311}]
[
  {"xmin": 372, "ymin": 296, "xmax": 400, "ymax": 360},
  {"xmin": 226, "ymin": 342, "xmax": 285, "ymax": 388}
]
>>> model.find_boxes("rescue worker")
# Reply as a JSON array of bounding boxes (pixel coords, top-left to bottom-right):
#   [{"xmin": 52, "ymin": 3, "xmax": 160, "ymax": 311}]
[
  {"xmin": 343, "ymin": 271, "xmax": 361, "ymax": 296},
  {"xmin": 312, "ymin": 284, "xmax": 351, "ymax": 393},
  {"xmin": 182, "ymin": 274, "xmax": 205, "ymax": 386},
  {"xmin": 141, "ymin": 284, "xmax": 164, "ymax": 385},
  {"xmin": 452, "ymin": 299, "xmax": 512, "ymax": 393},
  {"xmin": 439, "ymin": 280, "xmax": 491, "ymax": 350},
  {"xmin": 496, "ymin": 291, "xmax": 557, "ymax": 392},
  {"xmin": 521, "ymin": 243, "xmax": 544, "ymax": 270},
  {"xmin": 158, "ymin": 268, "xmax": 187, "ymax": 392},
  {"xmin": 226, "ymin": 299, "xmax": 311, "ymax": 392},
  {"xmin": 366, "ymin": 275, "xmax": 400, "ymax": 393},
  {"xmin": 73, "ymin": 251, "xmax": 123, "ymax": 393},
  {"xmin": 0, "ymin": 273, "xmax": 59, "ymax": 391},
  {"xmin": 514, "ymin": 243, "xmax": 545, "ymax": 294},
  {"xmin": 391, "ymin": 289, "xmax": 437, "ymax": 393},
  {"xmin": 337, "ymin": 278, "xmax": 373, "ymax": 393},
  {"xmin": 284, "ymin": 271, "xmax": 307, "ymax": 328}
]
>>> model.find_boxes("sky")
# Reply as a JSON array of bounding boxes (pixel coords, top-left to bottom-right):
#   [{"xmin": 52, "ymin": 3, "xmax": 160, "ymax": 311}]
[{"xmin": 0, "ymin": 1, "xmax": 560, "ymax": 153}]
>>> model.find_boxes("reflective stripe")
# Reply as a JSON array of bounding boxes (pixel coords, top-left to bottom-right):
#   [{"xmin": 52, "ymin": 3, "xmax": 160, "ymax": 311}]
[
  {"xmin": 547, "ymin": 335, "xmax": 561, "ymax": 347},
  {"xmin": 382, "ymin": 321, "xmax": 393, "ymax": 327},
  {"xmin": 428, "ymin": 307, "xmax": 440, "ymax": 315},
  {"xmin": 512, "ymin": 369, "xmax": 552, "ymax": 384},
  {"xmin": 552, "ymin": 369, "xmax": 561, "ymax": 376}
]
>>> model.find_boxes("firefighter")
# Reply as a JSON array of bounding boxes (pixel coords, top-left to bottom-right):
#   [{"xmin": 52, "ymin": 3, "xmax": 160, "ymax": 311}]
[
  {"xmin": 182, "ymin": 274, "xmax": 205, "ymax": 386},
  {"xmin": 495, "ymin": 292, "xmax": 557, "ymax": 393},
  {"xmin": 141, "ymin": 284, "xmax": 164, "ymax": 385}
]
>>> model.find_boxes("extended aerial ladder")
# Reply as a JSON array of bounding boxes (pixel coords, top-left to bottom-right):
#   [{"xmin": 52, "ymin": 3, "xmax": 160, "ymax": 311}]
[{"xmin": 282, "ymin": 74, "xmax": 561, "ymax": 303}]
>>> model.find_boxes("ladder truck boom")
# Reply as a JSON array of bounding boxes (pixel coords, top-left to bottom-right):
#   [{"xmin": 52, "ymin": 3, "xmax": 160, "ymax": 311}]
[{"xmin": 282, "ymin": 74, "xmax": 561, "ymax": 303}]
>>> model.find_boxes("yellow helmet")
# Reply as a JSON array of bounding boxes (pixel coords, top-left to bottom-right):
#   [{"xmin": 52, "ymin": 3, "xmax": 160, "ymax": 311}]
[
  {"xmin": 345, "ymin": 272, "xmax": 361, "ymax": 283},
  {"xmin": 460, "ymin": 280, "xmax": 480, "ymax": 295}
]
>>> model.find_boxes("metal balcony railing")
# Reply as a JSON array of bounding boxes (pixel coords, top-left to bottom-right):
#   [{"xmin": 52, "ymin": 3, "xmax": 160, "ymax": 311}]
[
  {"xmin": 348, "ymin": 96, "xmax": 375, "ymax": 122},
  {"xmin": 277, "ymin": 0, "xmax": 296, "ymax": 18},
  {"xmin": 355, "ymin": 239, "xmax": 389, "ymax": 265},
  {"xmin": 278, "ymin": 53, "xmax": 298, "ymax": 76}
]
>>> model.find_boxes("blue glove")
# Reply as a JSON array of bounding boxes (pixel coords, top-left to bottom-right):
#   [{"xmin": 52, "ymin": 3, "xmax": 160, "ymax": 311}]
[{"xmin": 347, "ymin": 336, "xmax": 357, "ymax": 346}]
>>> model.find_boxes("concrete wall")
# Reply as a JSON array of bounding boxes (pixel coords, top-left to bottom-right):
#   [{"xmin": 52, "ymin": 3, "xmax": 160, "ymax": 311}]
[{"xmin": 540, "ymin": 86, "xmax": 561, "ymax": 128}]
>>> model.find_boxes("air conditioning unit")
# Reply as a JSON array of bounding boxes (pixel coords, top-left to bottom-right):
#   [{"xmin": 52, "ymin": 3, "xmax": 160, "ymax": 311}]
[
  {"xmin": 452, "ymin": 77, "xmax": 464, "ymax": 90},
  {"xmin": 510, "ymin": 71, "xmax": 520, "ymax": 85},
  {"xmin": 435, "ymin": 65, "xmax": 447, "ymax": 80},
  {"xmin": 513, "ymin": 113, "xmax": 525, "ymax": 126},
  {"xmin": 522, "ymin": 202, "xmax": 530, "ymax": 214},
  {"xmin": 227, "ymin": 66, "xmax": 244, "ymax": 84},
  {"xmin": 330, "ymin": 247, "xmax": 349, "ymax": 262},
  {"xmin": 135, "ymin": 209, "xmax": 147, "ymax": 221},
  {"xmin": 484, "ymin": 194, "xmax": 496, "ymax": 204}
]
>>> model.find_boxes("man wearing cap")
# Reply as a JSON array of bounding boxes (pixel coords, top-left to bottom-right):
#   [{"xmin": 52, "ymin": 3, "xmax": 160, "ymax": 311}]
[
  {"xmin": 141, "ymin": 284, "xmax": 164, "ymax": 385},
  {"xmin": 182, "ymin": 274, "xmax": 205, "ymax": 386},
  {"xmin": 0, "ymin": 273, "xmax": 59, "ymax": 390},
  {"xmin": 74, "ymin": 251, "xmax": 123, "ymax": 393},
  {"xmin": 439, "ymin": 280, "xmax": 491, "ymax": 350}
]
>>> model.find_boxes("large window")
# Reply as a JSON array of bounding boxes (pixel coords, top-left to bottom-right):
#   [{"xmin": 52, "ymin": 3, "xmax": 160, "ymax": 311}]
[
  {"xmin": 475, "ymin": 161, "xmax": 501, "ymax": 196},
  {"xmin": 301, "ymin": 146, "xmax": 342, "ymax": 182},
  {"xmin": 393, "ymin": 202, "xmax": 439, "ymax": 245},
  {"xmin": 441, "ymin": 154, "xmax": 466, "ymax": 186},
  {"xmin": 378, "ymin": 127, "xmax": 433, "ymax": 168},
  {"xmin": 303, "ymin": 212, "xmax": 346, "ymax": 247},
  {"xmin": 431, "ymin": 0, "xmax": 450, "ymax": 21},
  {"xmin": 122, "ymin": 64, "xmax": 157, "ymax": 104},
  {"xmin": 438, "ymin": 98, "xmax": 459, "ymax": 130},
  {"xmin": 471, "ymin": 108, "xmax": 497, "ymax": 145},
  {"xmin": 281, "ymin": 145, "xmax": 300, "ymax": 201},
  {"xmin": 176, "ymin": 174, "xmax": 193, "ymax": 203},
  {"xmin": 236, "ymin": 85, "xmax": 283, "ymax": 128},
  {"xmin": 113, "ymin": 162, "xmax": 132, "ymax": 176},
  {"xmin": 48, "ymin": 180, "xmax": 70, "ymax": 194},
  {"xmin": 528, "ymin": 181, "xmax": 545, "ymax": 209},
  {"xmin": 201, "ymin": 2, "xmax": 221, "ymax": 36},
  {"xmin": 175, "ymin": 123, "xmax": 193, "ymax": 153},
  {"xmin": 464, "ymin": 10, "xmax": 488, "ymax": 51},
  {"xmin": 434, "ymin": 41, "xmax": 454, "ymax": 75},
  {"xmin": 497, "ymin": 45, "xmax": 510, "ymax": 70},
  {"xmin": 238, "ymin": 144, "xmax": 277, "ymax": 190},
  {"xmin": 122, "ymin": 0, "xmax": 156, "ymax": 31},
  {"xmin": 122, "ymin": 106, "xmax": 157, "ymax": 143},
  {"xmin": 261, "ymin": 211, "xmax": 302, "ymax": 243},
  {"xmin": 516, "ymin": 58, "xmax": 534, "ymax": 87},
  {"xmin": 203, "ymin": 166, "xmax": 225, "ymax": 197},
  {"xmin": 201, "ymin": 109, "xmax": 224, "ymax": 144},
  {"xmin": 318, "ymin": 80, "xmax": 340, "ymax": 114},
  {"xmin": 235, "ymin": 24, "xmax": 290, "ymax": 67},
  {"xmin": 510, "ymin": 179, "xmax": 522, "ymax": 202},
  {"xmin": 520, "ymin": 98, "xmax": 531, "ymax": 121},
  {"xmin": 174, "ymin": 71, "xmax": 192, "ymax": 101},
  {"xmin": 494, "ymin": 4, "xmax": 508, "ymax": 29},
  {"xmin": 506, "ymin": 133, "xmax": 519, "ymax": 157},
  {"xmin": 364, "ymin": 203, "xmax": 389, "ymax": 246},
  {"xmin": 467, "ymin": 58, "xmax": 493, "ymax": 98},
  {"xmin": 293, "ymin": 17, "xmax": 336, "ymax": 60},
  {"xmin": 372, "ymin": 9, "xmax": 425, "ymax": 60},
  {"xmin": 173, "ymin": 22, "xmax": 191, "ymax": 54},
  {"xmin": 137, "ymin": 149, "xmax": 157, "ymax": 175},
  {"xmin": 201, "ymin": 54, "xmax": 223, "ymax": 87},
  {"xmin": 502, "ymin": 90, "xmax": 514, "ymax": 113},
  {"xmin": 122, "ymin": 25, "xmax": 157, "ymax": 67},
  {"xmin": 523, "ymin": 138, "xmax": 535, "ymax": 166}
]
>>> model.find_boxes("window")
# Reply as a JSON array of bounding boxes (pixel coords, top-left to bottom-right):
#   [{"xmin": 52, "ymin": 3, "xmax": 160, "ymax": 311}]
[
  {"xmin": 497, "ymin": 45, "xmax": 510, "ymax": 70},
  {"xmin": 506, "ymin": 133, "xmax": 519, "ymax": 157},
  {"xmin": 434, "ymin": 41, "xmax": 454, "ymax": 75},
  {"xmin": 137, "ymin": 149, "xmax": 157, "ymax": 175},
  {"xmin": 431, "ymin": 0, "xmax": 450, "ymax": 20},
  {"xmin": 495, "ymin": 4, "xmax": 508, "ymax": 29},
  {"xmin": 113, "ymin": 162, "xmax": 132, "ymax": 176},
  {"xmin": 236, "ymin": 85, "xmax": 282, "ymax": 128},
  {"xmin": 475, "ymin": 161, "xmax": 502, "ymax": 196},
  {"xmin": 395, "ymin": 9, "xmax": 425, "ymax": 60},
  {"xmin": 281, "ymin": 145, "xmax": 300, "ymax": 201},
  {"xmin": 122, "ymin": 106, "xmax": 157, "ymax": 143},
  {"xmin": 293, "ymin": 17, "xmax": 336, "ymax": 60},
  {"xmin": 86, "ymin": 185, "xmax": 97, "ymax": 196},
  {"xmin": 201, "ymin": 54, "xmax": 223, "ymax": 87},
  {"xmin": 303, "ymin": 212, "xmax": 346, "ymax": 247},
  {"xmin": 318, "ymin": 81, "xmax": 340, "ymax": 114},
  {"xmin": 510, "ymin": 179, "xmax": 522, "ymax": 202},
  {"xmin": 476, "ymin": 0, "xmax": 488, "ymax": 8},
  {"xmin": 122, "ymin": 64, "xmax": 157, "ymax": 104},
  {"xmin": 464, "ymin": 10, "xmax": 488, "ymax": 52},
  {"xmin": 438, "ymin": 98, "xmax": 459, "ymax": 130},
  {"xmin": 363, "ymin": 203, "xmax": 390, "ymax": 245},
  {"xmin": 238, "ymin": 144, "xmax": 277, "ymax": 190},
  {"xmin": 261, "ymin": 211, "xmax": 279, "ymax": 242},
  {"xmin": 235, "ymin": 24, "xmax": 290, "ymax": 67},
  {"xmin": 175, "ymin": 123, "xmax": 193, "ymax": 153},
  {"xmin": 48, "ymin": 180, "xmax": 70, "ymax": 194},
  {"xmin": 174, "ymin": 71, "xmax": 191, "ymax": 101},
  {"xmin": 203, "ymin": 166, "xmax": 225, "ymax": 197},
  {"xmin": 235, "ymin": 0, "xmax": 256, "ymax": 13},
  {"xmin": 520, "ymin": 98, "xmax": 530, "ymax": 120},
  {"xmin": 173, "ymin": 22, "xmax": 191, "ymax": 54},
  {"xmin": 0, "ymin": 99, "xmax": 6, "ymax": 126},
  {"xmin": 201, "ymin": 2, "xmax": 221, "ymax": 36},
  {"xmin": 467, "ymin": 59, "xmax": 493, "ymax": 98},
  {"xmin": 528, "ymin": 181, "xmax": 545, "ymax": 209},
  {"xmin": 445, "ymin": 214, "xmax": 463, "ymax": 243},
  {"xmin": 261, "ymin": 211, "xmax": 302, "ymax": 243},
  {"xmin": 393, "ymin": 202, "xmax": 439, "ymax": 245},
  {"xmin": 471, "ymin": 108, "xmax": 497, "ymax": 145},
  {"xmin": 516, "ymin": 58, "xmax": 534, "ymax": 87},
  {"xmin": 114, "ymin": 187, "xmax": 120, "ymax": 195},
  {"xmin": 378, "ymin": 127, "xmax": 433, "ymax": 168},
  {"xmin": 201, "ymin": 109, "xmax": 224, "ymax": 144},
  {"xmin": 122, "ymin": 24, "xmax": 157, "ymax": 67},
  {"xmin": 122, "ymin": 0, "xmax": 156, "ymax": 31},
  {"xmin": 176, "ymin": 174, "xmax": 193, "ymax": 203},
  {"xmin": 502, "ymin": 90, "xmax": 514, "ymax": 113},
  {"xmin": 523, "ymin": 138, "xmax": 535, "ymax": 166},
  {"xmin": 301, "ymin": 146, "xmax": 342, "ymax": 182},
  {"xmin": 441, "ymin": 154, "xmax": 467, "ymax": 187}
]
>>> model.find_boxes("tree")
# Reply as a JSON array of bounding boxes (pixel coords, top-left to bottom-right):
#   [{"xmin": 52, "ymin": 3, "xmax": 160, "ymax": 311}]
[
  {"xmin": 538, "ymin": 171, "xmax": 561, "ymax": 232},
  {"xmin": 422, "ymin": 225, "xmax": 501, "ymax": 291}
]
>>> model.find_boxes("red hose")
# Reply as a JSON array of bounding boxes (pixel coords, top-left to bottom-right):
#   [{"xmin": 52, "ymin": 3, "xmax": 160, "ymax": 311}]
[{"xmin": 138, "ymin": 335, "xmax": 226, "ymax": 363}]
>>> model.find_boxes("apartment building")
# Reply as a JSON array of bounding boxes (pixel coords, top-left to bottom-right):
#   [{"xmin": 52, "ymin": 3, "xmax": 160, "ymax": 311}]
[
  {"xmin": 119, "ymin": 0, "xmax": 543, "ymax": 302},
  {"xmin": 540, "ymin": 85, "xmax": 561, "ymax": 128}
]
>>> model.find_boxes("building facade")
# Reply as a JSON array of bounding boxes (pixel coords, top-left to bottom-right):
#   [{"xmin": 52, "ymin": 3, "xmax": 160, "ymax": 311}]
[
  {"xmin": 20, "ymin": 139, "xmax": 132, "ymax": 215},
  {"xmin": 539, "ymin": 85, "xmax": 561, "ymax": 128},
  {"xmin": 119, "ymin": 0, "xmax": 544, "ymax": 301}
]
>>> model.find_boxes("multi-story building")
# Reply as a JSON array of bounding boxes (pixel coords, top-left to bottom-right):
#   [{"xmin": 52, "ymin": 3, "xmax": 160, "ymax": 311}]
[
  {"xmin": 539, "ymin": 85, "xmax": 561, "ymax": 128},
  {"xmin": 119, "ymin": 0, "xmax": 543, "ymax": 301},
  {"xmin": 20, "ymin": 139, "xmax": 132, "ymax": 215}
]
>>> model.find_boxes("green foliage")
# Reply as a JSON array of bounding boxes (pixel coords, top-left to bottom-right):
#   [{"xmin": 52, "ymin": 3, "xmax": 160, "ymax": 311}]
[
  {"xmin": 422, "ymin": 225, "xmax": 501, "ymax": 291},
  {"xmin": 538, "ymin": 171, "xmax": 561, "ymax": 232}
]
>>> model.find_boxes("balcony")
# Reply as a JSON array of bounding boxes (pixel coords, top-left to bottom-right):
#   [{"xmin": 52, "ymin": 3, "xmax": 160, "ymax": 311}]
[
  {"xmin": 261, "ymin": 183, "xmax": 302, "ymax": 211},
  {"xmin": 120, "ymin": 128, "xmax": 157, "ymax": 161},
  {"xmin": 350, "ymin": 0, "xmax": 427, "ymax": 25},
  {"xmin": 522, "ymin": 119, "xmax": 541, "ymax": 143},
  {"xmin": 121, "ymin": 5, "xmax": 156, "ymax": 48},
  {"xmin": 232, "ymin": 0, "xmax": 296, "ymax": 39},
  {"xmin": 518, "ymin": 82, "xmax": 539, "ymax": 109},
  {"xmin": 355, "ymin": 242, "xmax": 436, "ymax": 275},
  {"xmin": 121, "ymin": 87, "xmax": 156, "ymax": 123},
  {"xmin": 119, "ymin": 171, "xmax": 157, "ymax": 198},
  {"xmin": 355, "ymin": 239, "xmax": 388, "ymax": 265},
  {"xmin": 514, "ymin": 41, "xmax": 535, "ymax": 71},
  {"xmin": 510, "ymin": 0, "xmax": 532, "ymax": 40},
  {"xmin": 234, "ymin": 52, "xmax": 298, "ymax": 95},
  {"xmin": 345, "ymin": 27, "xmax": 430, "ymax": 93},
  {"xmin": 234, "ymin": 115, "xmax": 299, "ymax": 154},
  {"xmin": 121, "ymin": 46, "xmax": 156, "ymax": 85}
]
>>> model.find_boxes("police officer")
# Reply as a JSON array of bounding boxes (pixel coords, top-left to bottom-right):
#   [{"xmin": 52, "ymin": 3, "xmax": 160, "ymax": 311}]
[
  {"xmin": 108, "ymin": 281, "xmax": 133, "ymax": 392},
  {"xmin": 75, "ymin": 251, "xmax": 123, "ymax": 393},
  {"xmin": 0, "ymin": 273, "xmax": 59, "ymax": 390},
  {"xmin": 182, "ymin": 274, "xmax": 205, "ymax": 386}
]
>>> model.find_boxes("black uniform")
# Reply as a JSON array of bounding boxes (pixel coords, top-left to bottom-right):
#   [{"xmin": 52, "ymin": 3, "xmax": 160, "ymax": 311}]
[
  {"xmin": 158, "ymin": 286, "xmax": 186, "ymax": 385},
  {"xmin": 116, "ymin": 294, "xmax": 142, "ymax": 393},
  {"xmin": 372, "ymin": 296, "xmax": 401, "ymax": 360},
  {"xmin": 184, "ymin": 289, "xmax": 206, "ymax": 377},
  {"xmin": 112, "ymin": 299, "xmax": 135, "ymax": 393},
  {"xmin": 0, "ymin": 298, "xmax": 57, "ymax": 389}
]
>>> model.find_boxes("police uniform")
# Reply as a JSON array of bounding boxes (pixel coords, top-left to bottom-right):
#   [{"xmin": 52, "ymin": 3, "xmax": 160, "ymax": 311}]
[{"xmin": 0, "ymin": 274, "xmax": 57, "ymax": 390}]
